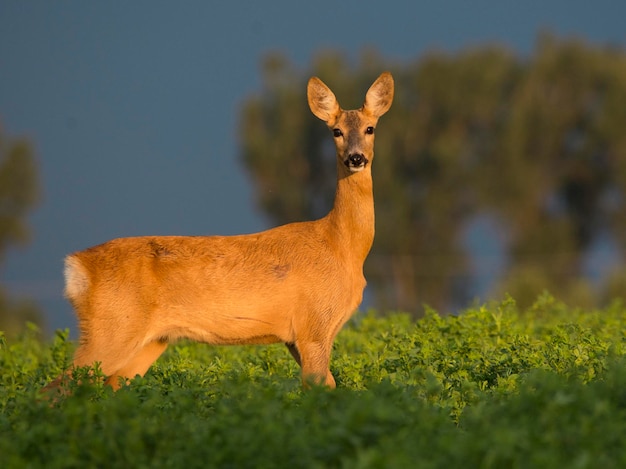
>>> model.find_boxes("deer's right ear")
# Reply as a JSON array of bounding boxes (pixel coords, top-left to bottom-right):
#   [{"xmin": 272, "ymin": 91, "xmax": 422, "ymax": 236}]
[{"xmin": 307, "ymin": 77, "xmax": 341, "ymax": 123}]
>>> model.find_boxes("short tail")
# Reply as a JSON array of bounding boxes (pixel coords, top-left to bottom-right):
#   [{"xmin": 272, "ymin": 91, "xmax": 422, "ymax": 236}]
[{"xmin": 64, "ymin": 254, "xmax": 89, "ymax": 302}]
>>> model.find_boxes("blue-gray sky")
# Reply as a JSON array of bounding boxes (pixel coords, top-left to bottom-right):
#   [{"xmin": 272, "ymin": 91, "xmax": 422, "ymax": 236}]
[{"xmin": 1, "ymin": 1, "xmax": 624, "ymax": 334}]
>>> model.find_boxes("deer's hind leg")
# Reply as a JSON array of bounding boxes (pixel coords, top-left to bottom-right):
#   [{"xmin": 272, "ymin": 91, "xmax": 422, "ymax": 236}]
[
  {"xmin": 104, "ymin": 340, "xmax": 168, "ymax": 390},
  {"xmin": 72, "ymin": 312, "xmax": 168, "ymax": 390},
  {"xmin": 72, "ymin": 335, "xmax": 168, "ymax": 390}
]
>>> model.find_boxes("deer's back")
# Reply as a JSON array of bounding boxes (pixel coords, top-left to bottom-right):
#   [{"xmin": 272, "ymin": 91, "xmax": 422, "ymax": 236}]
[{"xmin": 64, "ymin": 221, "xmax": 365, "ymax": 344}]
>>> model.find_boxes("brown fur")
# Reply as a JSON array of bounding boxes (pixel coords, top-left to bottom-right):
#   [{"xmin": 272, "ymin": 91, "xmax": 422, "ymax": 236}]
[{"xmin": 47, "ymin": 72, "xmax": 394, "ymax": 391}]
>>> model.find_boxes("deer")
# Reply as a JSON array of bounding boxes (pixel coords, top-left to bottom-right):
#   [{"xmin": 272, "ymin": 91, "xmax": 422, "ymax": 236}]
[{"xmin": 46, "ymin": 72, "xmax": 394, "ymax": 393}]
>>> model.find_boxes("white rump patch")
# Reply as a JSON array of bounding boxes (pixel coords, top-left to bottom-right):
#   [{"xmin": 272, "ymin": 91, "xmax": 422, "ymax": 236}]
[{"xmin": 64, "ymin": 255, "xmax": 90, "ymax": 300}]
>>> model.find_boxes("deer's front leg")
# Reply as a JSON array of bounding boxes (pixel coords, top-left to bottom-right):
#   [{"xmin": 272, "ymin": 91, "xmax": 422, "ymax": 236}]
[{"xmin": 294, "ymin": 340, "xmax": 336, "ymax": 389}]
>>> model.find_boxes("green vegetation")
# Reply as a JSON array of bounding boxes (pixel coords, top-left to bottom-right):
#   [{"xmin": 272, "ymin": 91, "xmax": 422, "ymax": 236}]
[{"xmin": 2, "ymin": 294, "xmax": 626, "ymax": 467}]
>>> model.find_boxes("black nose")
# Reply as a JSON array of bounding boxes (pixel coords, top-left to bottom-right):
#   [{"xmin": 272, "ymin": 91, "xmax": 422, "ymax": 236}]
[{"xmin": 348, "ymin": 153, "xmax": 365, "ymax": 167}]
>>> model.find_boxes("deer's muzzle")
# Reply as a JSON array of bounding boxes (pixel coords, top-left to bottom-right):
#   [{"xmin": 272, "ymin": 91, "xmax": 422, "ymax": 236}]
[{"xmin": 345, "ymin": 153, "xmax": 369, "ymax": 172}]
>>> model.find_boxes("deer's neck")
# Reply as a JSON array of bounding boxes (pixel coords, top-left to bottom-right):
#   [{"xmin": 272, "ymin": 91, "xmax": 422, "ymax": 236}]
[{"xmin": 325, "ymin": 165, "xmax": 375, "ymax": 264}]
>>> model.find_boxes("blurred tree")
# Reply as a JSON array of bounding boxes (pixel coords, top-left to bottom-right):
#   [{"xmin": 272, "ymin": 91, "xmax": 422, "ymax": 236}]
[
  {"xmin": 486, "ymin": 35, "xmax": 626, "ymax": 308},
  {"xmin": 0, "ymin": 126, "xmax": 42, "ymax": 335},
  {"xmin": 240, "ymin": 35, "xmax": 626, "ymax": 314}
]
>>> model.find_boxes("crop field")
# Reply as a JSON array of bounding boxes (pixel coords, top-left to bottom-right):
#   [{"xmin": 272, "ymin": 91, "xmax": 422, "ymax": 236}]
[{"xmin": 2, "ymin": 293, "xmax": 626, "ymax": 468}]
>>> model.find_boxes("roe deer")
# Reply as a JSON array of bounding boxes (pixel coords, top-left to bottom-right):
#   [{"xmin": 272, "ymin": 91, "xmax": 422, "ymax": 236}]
[{"xmin": 49, "ymin": 72, "xmax": 394, "ymax": 391}]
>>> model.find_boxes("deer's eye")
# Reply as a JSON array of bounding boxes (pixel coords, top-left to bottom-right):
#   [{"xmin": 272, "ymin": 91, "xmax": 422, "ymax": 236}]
[
  {"xmin": 333, "ymin": 129, "xmax": 343, "ymax": 138},
  {"xmin": 365, "ymin": 126, "xmax": 375, "ymax": 135}
]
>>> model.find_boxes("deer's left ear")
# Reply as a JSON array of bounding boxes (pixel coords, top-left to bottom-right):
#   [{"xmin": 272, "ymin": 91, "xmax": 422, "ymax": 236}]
[{"xmin": 364, "ymin": 72, "xmax": 394, "ymax": 118}]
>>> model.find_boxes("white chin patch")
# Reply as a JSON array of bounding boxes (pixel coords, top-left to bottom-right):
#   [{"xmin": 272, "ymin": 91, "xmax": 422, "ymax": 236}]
[{"xmin": 344, "ymin": 159, "xmax": 368, "ymax": 172}]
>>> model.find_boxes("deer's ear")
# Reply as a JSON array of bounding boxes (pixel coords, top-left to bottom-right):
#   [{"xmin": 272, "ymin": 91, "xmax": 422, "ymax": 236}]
[
  {"xmin": 308, "ymin": 77, "xmax": 341, "ymax": 123},
  {"xmin": 363, "ymin": 72, "xmax": 394, "ymax": 118}
]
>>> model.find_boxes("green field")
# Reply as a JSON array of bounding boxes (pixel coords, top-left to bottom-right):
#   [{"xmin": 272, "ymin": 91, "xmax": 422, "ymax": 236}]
[{"xmin": 2, "ymin": 293, "xmax": 626, "ymax": 468}]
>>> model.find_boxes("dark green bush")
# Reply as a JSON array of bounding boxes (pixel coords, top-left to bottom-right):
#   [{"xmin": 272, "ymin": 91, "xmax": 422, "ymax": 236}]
[{"xmin": 1, "ymin": 294, "xmax": 625, "ymax": 468}]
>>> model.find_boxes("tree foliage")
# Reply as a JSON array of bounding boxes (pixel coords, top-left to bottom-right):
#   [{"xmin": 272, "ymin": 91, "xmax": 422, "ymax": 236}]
[
  {"xmin": 0, "ymin": 126, "xmax": 41, "ymax": 335},
  {"xmin": 0, "ymin": 127, "xmax": 38, "ymax": 259},
  {"xmin": 239, "ymin": 35, "xmax": 626, "ymax": 313}
]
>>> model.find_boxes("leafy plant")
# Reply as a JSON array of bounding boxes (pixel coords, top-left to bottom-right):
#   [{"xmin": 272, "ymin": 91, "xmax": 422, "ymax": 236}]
[{"xmin": 1, "ymin": 294, "xmax": 625, "ymax": 467}]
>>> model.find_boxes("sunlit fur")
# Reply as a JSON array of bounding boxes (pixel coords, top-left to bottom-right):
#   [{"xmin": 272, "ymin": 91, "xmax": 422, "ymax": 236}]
[{"xmin": 47, "ymin": 72, "xmax": 394, "ymax": 392}]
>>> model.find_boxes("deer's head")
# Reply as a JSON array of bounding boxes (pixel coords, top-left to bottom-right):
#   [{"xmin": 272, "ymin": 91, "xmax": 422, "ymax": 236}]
[{"xmin": 307, "ymin": 72, "xmax": 394, "ymax": 174}]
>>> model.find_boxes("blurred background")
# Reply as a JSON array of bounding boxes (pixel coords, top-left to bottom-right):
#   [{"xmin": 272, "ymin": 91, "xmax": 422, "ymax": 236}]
[{"xmin": 1, "ymin": 1, "xmax": 625, "ymax": 337}]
